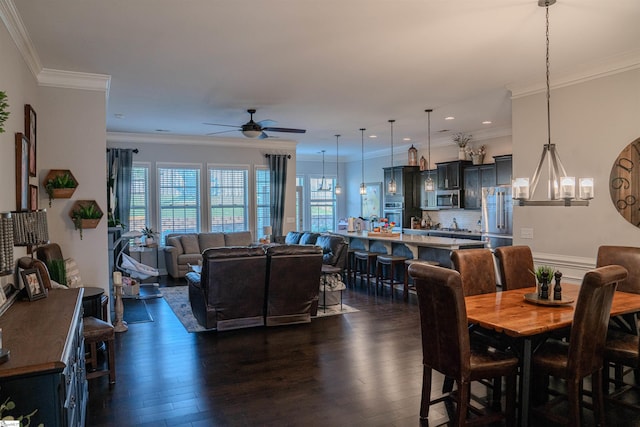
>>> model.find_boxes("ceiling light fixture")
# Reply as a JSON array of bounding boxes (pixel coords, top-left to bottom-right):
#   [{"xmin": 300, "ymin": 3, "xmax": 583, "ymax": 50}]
[
  {"xmin": 424, "ymin": 109, "xmax": 435, "ymax": 192},
  {"xmin": 334, "ymin": 134, "xmax": 342, "ymax": 195},
  {"xmin": 360, "ymin": 128, "xmax": 367, "ymax": 195},
  {"xmin": 317, "ymin": 150, "xmax": 331, "ymax": 192},
  {"xmin": 387, "ymin": 119, "xmax": 397, "ymax": 194},
  {"xmin": 512, "ymin": 0, "xmax": 593, "ymax": 207}
]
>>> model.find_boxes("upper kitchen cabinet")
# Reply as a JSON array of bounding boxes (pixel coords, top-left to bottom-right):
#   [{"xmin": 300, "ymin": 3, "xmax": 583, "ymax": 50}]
[
  {"xmin": 494, "ymin": 155, "xmax": 513, "ymax": 186},
  {"xmin": 383, "ymin": 166, "xmax": 420, "ymax": 205},
  {"xmin": 436, "ymin": 160, "xmax": 471, "ymax": 190},
  {"xmin": 464, "ymin": 164, "xmax": 496, "ymax": 209}
]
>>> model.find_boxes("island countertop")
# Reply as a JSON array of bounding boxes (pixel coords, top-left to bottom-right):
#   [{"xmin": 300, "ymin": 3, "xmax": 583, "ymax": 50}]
[{"xmin": 333, "ymin": 230, "xmax": 486, "ymax": 250}]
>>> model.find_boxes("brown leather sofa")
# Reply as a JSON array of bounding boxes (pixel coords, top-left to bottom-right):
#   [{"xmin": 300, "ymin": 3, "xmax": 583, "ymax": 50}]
[{"xmin": 186, "ymin": 244, "xmax": 323, "ymax": 330}]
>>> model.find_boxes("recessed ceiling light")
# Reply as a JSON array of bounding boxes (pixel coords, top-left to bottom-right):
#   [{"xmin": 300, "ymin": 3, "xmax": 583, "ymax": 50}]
[
  {"xmin": 369, "ymin": 135, "xmax": 377, "ymax": 138},
  {"xmin": 114, "ymin": 113, "xmax": 125, "ymax": 119},
  {"xmin": 482, "ymin": 120, "xmax": 492, "ymax": 125},
  {"xmin": 445, "ymin": 116, "xmax": 455, "ymax": 120},
  {"xmin": 403, "ymin": 137, "xmax": 411, "ymax": 141}
]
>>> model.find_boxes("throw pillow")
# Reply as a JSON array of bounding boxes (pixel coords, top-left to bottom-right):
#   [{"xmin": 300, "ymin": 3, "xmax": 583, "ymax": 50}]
[
  {"xmin": 181, "ymin": 234, "xmax": 200, "ymax": 254},
  {"xmin": 64, "ymin": 258, "xmax": 83, "ymax": 288}
]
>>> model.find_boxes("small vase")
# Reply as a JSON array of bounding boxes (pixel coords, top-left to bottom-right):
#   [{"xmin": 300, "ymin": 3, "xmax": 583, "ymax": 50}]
[
  {"xmin": 471, "ymin": 154, "xmax": 484, "ymax": 165},
  {"xmin": 458, "ymin": 147, "xmax": 466, "ymax": 160}
]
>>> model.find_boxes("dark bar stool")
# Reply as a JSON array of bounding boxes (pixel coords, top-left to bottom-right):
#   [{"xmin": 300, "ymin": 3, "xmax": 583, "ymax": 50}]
[
  {"xmin": 84, "ymin": 316, "xmax": 116, "ymax": 384},
  {"xmin": 346, "ymin": 248, "xmax": 356, "ymax": 287},
  {"xmin": 353, "ymin": 251, "xmax": 378, "ymax": 292},
  {"xmin": 376, "ymin": 254, "xmax": 408, "ymax": 299},
  {"xmin": 404, "ymin": 259, "xmax": 440, "ymax": 301}
]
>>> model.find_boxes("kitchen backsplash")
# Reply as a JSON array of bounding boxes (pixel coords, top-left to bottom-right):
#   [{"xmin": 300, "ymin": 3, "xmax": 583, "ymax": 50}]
[{"xmin": 420, "ymin": 210, "xmax": 482, "ymax": 232}]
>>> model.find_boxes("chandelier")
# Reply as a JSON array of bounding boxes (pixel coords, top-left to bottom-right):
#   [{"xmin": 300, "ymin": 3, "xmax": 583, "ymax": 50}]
[
  {"xmin": 424, "ymin": 109, "xmax": 435, "ymax": 192},
  {"xmin": 387, "ymin": 119, "xmax": 397, "ymax": 194},
  {"xmin": 317, "ymin": 150, "xmax": 331, "ymax": 192}
]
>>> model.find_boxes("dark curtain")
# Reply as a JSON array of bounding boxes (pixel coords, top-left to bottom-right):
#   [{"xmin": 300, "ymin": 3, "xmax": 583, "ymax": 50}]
[
  {"xmin": 107, "ymin": 149, "xmax": 134, "ymax": 230},
  {"xmin": 268, "ymin": 154, "xmax": 288, "ymax": 238}
]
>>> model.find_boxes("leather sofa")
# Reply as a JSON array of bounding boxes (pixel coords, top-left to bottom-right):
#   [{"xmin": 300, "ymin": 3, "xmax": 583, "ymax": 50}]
[
  {"xmin": 186, "ymin": 244, "xmax": 323, "ymax": 331},
  {"xmin": 164, "ymin": 231, "xmax": 253, "ymax": 278}
]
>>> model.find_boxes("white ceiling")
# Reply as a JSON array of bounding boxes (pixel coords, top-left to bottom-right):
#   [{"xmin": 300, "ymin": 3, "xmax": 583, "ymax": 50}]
[{"xmin": 12, "ymin": 0, "xmax": 640, "ymax": 159}]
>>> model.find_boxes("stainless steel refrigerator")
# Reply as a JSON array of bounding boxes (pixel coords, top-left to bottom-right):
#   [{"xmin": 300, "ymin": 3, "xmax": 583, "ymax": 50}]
[{"xmin": 481, "ymin": 186, "xmax": 513, "ymax": 249}]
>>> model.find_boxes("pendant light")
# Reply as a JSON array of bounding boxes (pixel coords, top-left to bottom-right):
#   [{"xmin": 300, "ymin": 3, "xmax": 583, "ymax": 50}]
[
  {"xmin": 334, "ymin": 134, "xmax": 342, "ymax": 195},
  {"xmin": 387, "ymin": 119, "xmax": 397, "ymax": 194},
  {"xmin": 424, "ymin": 109, "xmax": 435, "ymax": 192},
  {"xmin": 512, "ymin": 0, "xmax": 593, "ymax": 207},
  {"xmin": 359, "ymin": 128, "xmax": 367, "ymax": 195},
  {"xmin": 317, "ymin": 150, "xmax": 331, "ymax": 192}
]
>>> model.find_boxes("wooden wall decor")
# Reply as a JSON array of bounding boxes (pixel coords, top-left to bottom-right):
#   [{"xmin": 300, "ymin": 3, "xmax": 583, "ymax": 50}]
[{"xmin": 609, "ymin": 137, "xmax": 640, "ymax": 228}]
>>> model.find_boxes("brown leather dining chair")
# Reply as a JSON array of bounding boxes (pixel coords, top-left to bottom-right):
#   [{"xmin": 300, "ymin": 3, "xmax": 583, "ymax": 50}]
[
  {"xmin": 451, "ymin": 248, "xmax": 497, "ymax": 296},
  {"xmin": 531, "ymin": 265, "xmax": 628, "ymax": 426},
  {"xmin": 409, "ymin": 263, "xmax": 518, "ymax": 426},
  {"xmin": 494, "ymin": 245, "xmax": 537, "ymax": 291}
]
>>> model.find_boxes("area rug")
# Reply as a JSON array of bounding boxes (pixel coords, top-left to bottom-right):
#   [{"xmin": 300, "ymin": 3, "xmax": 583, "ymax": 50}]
[
  {"xmin": 161, "ymin": 285, "xmax": 359, "ymax": 333},
  {"xmin": 123, "ymin": 298, "xmax": 153, "ymax": 323}
]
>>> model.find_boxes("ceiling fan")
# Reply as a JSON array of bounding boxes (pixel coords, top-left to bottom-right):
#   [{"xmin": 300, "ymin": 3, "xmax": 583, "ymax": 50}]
[{"xmin": 204, "ymin": 108, "xmax": 306, "ymax": 139}]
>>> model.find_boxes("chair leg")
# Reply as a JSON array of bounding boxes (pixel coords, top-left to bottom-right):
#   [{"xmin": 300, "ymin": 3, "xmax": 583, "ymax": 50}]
[
  {"xmin": 592, "ymin": 370, "xmax": 605, "ymax": 427},
  {"xmin": 505, "ymin": 372, "xmax": 517, "ymax": 427},
  {"xmin": 457, "ymin": 381, "xmax": 470, "ymax": 426},
  {"xmin": 420, "ymin": 366, "xmax": 433, "ymax": 420},
  {"xmin": 567, "ymin": 378, "xmax": 582, "ymax": 427},
  {"xmin": 442, "ymin": 376, "xmax": 454, "ymax": 394}
]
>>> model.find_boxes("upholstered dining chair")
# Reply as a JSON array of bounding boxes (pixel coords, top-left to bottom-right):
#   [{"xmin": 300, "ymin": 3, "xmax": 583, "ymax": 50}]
[
  {"xmin": 408, "ymin": 263, "xmax": 518, "ymax": 426},
  {"xmin": 494, "ymin": 245, "xmax": 536, "ymax": 291},
  {"xmin": 531, "ymin": 265, "xmax": 628, "ymax": 426},
  {"xmin": 451, "ymin": 249, "xmax": 497, "ymax": 296}
]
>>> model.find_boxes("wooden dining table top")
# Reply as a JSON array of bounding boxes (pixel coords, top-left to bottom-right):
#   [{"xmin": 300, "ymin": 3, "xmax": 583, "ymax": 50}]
[{"xmin": 465, "ymin": 284, "xmax": 640, "ymax": 338}]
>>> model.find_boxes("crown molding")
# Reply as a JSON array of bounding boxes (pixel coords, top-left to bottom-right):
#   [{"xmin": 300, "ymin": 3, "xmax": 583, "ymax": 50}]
[
  {"xmin": 0, "ymin": 0, "xmax": 42, "ymax": 78},
  {"xmin": 508, "ymin": 49, "xmax": 640, "ymax": 99},
  {"xmin": 38, "ymin": 68, "xmax": 111, "ymax": 93},
  {"xmin": 106, "ymin": 131, "xmax": 298, "ymax": 152}
]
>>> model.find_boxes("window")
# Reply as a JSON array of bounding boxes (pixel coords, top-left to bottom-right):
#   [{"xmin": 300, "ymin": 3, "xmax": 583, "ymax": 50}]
[
  {"xmin": 129, "ymin": 164, "xmax": 149, "ymax": 232},
  {"xmin": 309, "ymin": 177, "xmax": 336, "ymax": 232},
  {"xmin": 209, "ymin": 167, "xmax": 248, "ymax": 232},
  {"xmin": 256, "ymin": 168, "xmax": 270, "ymax": 234},
  {"xmin": 158, "ymin": 166, "xmax": 200, "ymax": 242}
]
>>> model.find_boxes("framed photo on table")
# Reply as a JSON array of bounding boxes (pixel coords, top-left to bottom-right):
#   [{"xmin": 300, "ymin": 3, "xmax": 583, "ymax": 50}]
[
  {"xmin": 25, "ymin": 104, "xmax": 37, "ymax": 177},
  {"xmin": 15, "ymin": 132, "xmax": 29, "ymax": 211},
  {"xmin": 361, "ymin": 182, "xmax": 382, "ymax": 218},
  {"xmin": 21, "ymin": 268, "xmax": 47, "ymax": 301}
]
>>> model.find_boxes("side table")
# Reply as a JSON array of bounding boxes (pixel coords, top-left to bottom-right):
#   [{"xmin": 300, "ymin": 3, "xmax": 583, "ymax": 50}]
[{"xmin": 82, "ymin": 286, "xmax": 105, "ymax": 320}]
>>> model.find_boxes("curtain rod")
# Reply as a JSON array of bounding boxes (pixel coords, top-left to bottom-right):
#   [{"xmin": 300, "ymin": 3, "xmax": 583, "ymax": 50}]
[
  {"xmin": 265, "ymin": 154, "xmax": 291, "ymax": 159},
  {"xmin": 106, "ymin": 148, "xmax": 139, "ymax": 153}
]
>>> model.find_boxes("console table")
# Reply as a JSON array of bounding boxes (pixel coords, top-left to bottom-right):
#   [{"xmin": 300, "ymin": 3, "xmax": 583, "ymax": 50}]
[{"xmin": 0, "ymin": 288, "xmax": 87, "ymax": 427}]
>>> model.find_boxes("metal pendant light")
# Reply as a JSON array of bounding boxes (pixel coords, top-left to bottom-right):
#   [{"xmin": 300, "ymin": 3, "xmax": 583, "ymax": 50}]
[
  {"xmin": 424, "ymin": 109, "xmax": 435, "ymax": 192},
  {"xmin": 512, "ymin": 0, "xmax": 593, "ymax": 206},
  {"xmin": 334, "ymin": 135, "xmax": 342, "ymax": 195},
  {"xmin": 387, "ymin": 119, "xmax": 397, "ymax": 194},
  {"xmin": 317, "ymin": 150, "xmax": 331, "ymax": 192},
  {"xmin": 359, "ymin": 128, "xmax": 367, "ymax": 195}
]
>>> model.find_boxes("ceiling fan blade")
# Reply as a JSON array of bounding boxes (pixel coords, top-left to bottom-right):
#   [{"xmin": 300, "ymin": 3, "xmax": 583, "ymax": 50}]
[
  {"xmin": 203, "ymin": 122, "xmax": 241, "ymax": 128},
  {"xmin": 258, "ymin": 132, "xmax": 269, "ymax": 139},
  {"xmin": 206, "ymin": 129, "xmax": 240, "ymax": 136},
  {"xmin": 261, "ymin": 127, "xmax": 306, "ymax": 134},
  {"xmin": 257, "ymin": 119, "xmax": 277, "ymax": 128}
]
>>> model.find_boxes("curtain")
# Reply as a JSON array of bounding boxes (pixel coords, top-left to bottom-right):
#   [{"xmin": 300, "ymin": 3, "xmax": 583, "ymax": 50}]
[
  {"xmin": 107, "ymin": 149, "xmax": 134, "ymax": 230},
  {"xmin": 268, "ymin": 154, "xmax": 288, "ymax": 238}
]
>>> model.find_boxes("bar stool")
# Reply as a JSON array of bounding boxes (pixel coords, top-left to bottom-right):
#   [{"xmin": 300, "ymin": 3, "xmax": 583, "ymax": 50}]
[
  {"xmin": 404, "ymin": 259, "xmax": 440, "ymax": 302},
  {"xmin": 353, "ymin": 251, "xmax": 378, "ymax": 292},
  {"xmin": 346, "ymin": 248, "xmax": 356, "ymax": 287},
  {"xmin": 376, "ymin": 254, "xmax": 408, "ymax": 299},
  {"xmin": 84, "ymin": 316, "xmax": 116, "ymax": 384}
]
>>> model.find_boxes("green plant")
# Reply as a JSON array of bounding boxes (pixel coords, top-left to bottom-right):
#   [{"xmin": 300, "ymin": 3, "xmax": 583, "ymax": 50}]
[
  {"xmin": 46, "ymin": 259, "xmax": 67, "ymax": 286},
  {"xmin": 531, "ymin": 265, "xmax": 555, "ymax": 283},
  {"xmin": 0, "ymin": 91, "xmax": 9, "ymax": 133},
  {"xmin": 452, "ymin": 132, "xmax": 472, "ymax": 147},
  {"xmin": 141, "ymin": 226, "xmax": 156, "ymax": 239},
  {"xmin": 72, "ymin": 202, "xmax": 103, "ymax": 239},
  {"xmin": 45, "ymin": 172, "xmax": 77, "ymax": 206}
]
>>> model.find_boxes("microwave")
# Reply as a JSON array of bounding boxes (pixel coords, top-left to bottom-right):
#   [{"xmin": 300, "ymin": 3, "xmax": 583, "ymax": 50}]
[{"xmin": 436, "ymin": 190, "xmax": 461, "ymax": 209}]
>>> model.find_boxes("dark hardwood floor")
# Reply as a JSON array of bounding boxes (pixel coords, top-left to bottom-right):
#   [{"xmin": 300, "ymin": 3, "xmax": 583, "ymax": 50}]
[{"xmin": 87, "ymin": 278, "xmax": 640, "ymax": 426}]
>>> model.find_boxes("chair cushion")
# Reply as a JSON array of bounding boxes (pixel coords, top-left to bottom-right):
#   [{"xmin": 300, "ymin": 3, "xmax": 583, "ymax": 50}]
[
  {"xmin": 605, "ymin": 329, "xmax": 639, "ymax": 367},
  {"xmin": 224, "ymin": 231, "xmax": 252, "ymax": 246},
  {"xmin": 64, "ymin": 258, "xmax": 83, "ymax": 288},
  {"xmin": 181, "ymin": 235, "xmax": 200, "ymax": 254},
  {"xmin": 198, "ymin": 233, "xmax": 225, "ymax": 250},
  {"xmin": 284, "ymin": 232, "xmax": 303, "ymax": 245},
  {"xmin": 299, "ymin": 232, "xmax": 320, "ymax": 245},
  {"xmin": 83, "ymin": 316, "xmax": 114, "ymax": 341}
]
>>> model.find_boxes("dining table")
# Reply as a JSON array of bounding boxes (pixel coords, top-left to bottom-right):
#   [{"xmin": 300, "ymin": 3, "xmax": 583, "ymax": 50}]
[{"xmin": 465, "ymin": 284, "xmax": 640, "ymax": 427}]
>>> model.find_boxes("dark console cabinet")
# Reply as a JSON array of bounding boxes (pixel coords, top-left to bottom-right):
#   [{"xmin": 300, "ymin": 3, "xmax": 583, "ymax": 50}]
[{"xmin": 0, "ymin": 289, "xmax": 86, "ymax": 427}]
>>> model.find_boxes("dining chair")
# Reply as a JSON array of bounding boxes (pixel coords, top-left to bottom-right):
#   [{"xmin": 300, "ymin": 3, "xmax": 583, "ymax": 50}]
[
  {"xmin": 451, "ymin": 249, "xmax": 497, "ymax": 296},
  {"xmin": 531, "ymin": 265, "xmax": 628, "ymax": 426},
  {"xmin": 494, "ymin": 245, "xmax": 536, "ymax": 291},
  {"xmin": 409, "ymin": 263, "xmax": 518, "ymax": 426}
]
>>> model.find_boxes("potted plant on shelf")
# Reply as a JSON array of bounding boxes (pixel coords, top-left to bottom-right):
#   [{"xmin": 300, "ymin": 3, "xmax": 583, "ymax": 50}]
[
  {"xmin": 69, "ymin": 200, "xmax": 103, "ymax": 240},
  {"xmin": 452, "ymin": 132, "xmax": 473, "ymax": 160},
  {"xmin": 141, "ymin": 226, "xmax": 157, "ymax": 246},
  {"xmin": 44, "ymin": 170, "xmax": 78, "ymax": 207},
  {"xmin": 466, "ymin": 144, "xmax": 486, "ymax": 165}
]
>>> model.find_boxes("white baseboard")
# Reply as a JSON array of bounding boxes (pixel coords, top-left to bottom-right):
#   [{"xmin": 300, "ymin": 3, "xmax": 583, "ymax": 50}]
[{"xmin": 532, "ymin": 252, "xmax": 596, "ymax": 284}]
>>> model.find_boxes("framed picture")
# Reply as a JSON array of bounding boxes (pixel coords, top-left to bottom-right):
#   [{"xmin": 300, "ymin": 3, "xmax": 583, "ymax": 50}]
[
  {"xmin": 15, "ymin": 132, "xmax": 29, "ymax": 211},
  {"xmin": 21, "ymin": 268, "xmax": 47, "ymax": 301},
  {"xmin": 361, "ymin": 182, "xmax": 382, "ymax": 218},
  {"xmin": 25, "ymin": 104, "xmax": 37, "ymax": 177},
  {"xmin": 29, "ymin": 184, "xmax": 38, "ymax": 211}
]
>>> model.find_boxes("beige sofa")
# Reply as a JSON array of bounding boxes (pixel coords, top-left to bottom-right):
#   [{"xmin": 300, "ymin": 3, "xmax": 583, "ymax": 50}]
[{"xmin": 163, "ymin": 231, "xmax": 253, "ymax": 278}]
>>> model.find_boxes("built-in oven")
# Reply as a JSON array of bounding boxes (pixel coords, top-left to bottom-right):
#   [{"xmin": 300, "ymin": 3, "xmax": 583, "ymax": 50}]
[
  {"xmin": 436, "ymin": 189, "xmax": 461, "ymax": 209},
  {"xmin": 382, "ymin": 201, "xmax": 403, "ymax": 229}
]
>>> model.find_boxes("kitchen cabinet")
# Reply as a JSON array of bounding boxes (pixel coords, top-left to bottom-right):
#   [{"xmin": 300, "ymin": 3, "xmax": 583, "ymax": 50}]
[
  {"xmin": 382, "ymin": 166, "xmax": 420, "ymax": 228},
  {"xmin": 464, "ymin": 164, "xmax": 496, "ymax": 209},
  {"xmin": 419, "ymin": 169, "xmax": 438, "ymax": 209},
  {"xmin": 436, "ymin": 160, "xmax": 471, "ymax": 190},
  {"xmin": 494, "ymin": 155, "xmax": 513, "ymax": 186}
]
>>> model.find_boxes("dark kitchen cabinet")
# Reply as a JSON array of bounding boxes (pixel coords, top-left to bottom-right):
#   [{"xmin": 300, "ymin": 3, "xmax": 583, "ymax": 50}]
[
  {"xmin": 436, "ymin": 160, "xmax": 471, "ymax": 190},
  {"xmin": 464, "ymin": 164, "xmax": 496, "ymax": 209},
  {"xmin": 494, "ymin": 155, "xmax": 513, "ymax": 186},
  {"xmin": 383, "ymin": 166, "xmax": 420, "ymax": 227}
]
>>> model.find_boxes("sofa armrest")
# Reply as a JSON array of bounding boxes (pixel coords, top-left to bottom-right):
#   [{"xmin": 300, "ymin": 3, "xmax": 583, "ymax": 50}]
[{"xmin": 164, "ymin": 245, "xmax": 181, "ymax": 278}]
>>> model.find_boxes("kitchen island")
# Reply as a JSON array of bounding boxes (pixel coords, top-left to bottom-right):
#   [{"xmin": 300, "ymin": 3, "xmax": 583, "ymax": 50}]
[{"xmin": 334, "ymin": 230, "xmax": 485, "ymax": 267}]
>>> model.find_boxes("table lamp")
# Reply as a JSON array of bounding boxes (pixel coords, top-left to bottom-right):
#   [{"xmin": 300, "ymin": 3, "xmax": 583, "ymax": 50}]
[{"xmin": 263, "ymin": 226, "xmax": 272, "ymax": 244}]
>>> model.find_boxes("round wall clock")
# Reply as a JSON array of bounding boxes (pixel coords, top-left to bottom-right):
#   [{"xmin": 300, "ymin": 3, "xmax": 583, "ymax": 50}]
[{"xmin": 610, "ymin": 137, "xmax": 640, "ymax": 228}]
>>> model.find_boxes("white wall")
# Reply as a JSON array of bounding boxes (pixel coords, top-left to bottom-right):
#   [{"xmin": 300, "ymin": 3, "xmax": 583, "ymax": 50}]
[{"xmin": 512, "ymin": 68, "xmax": 640, "ymax": 275}]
